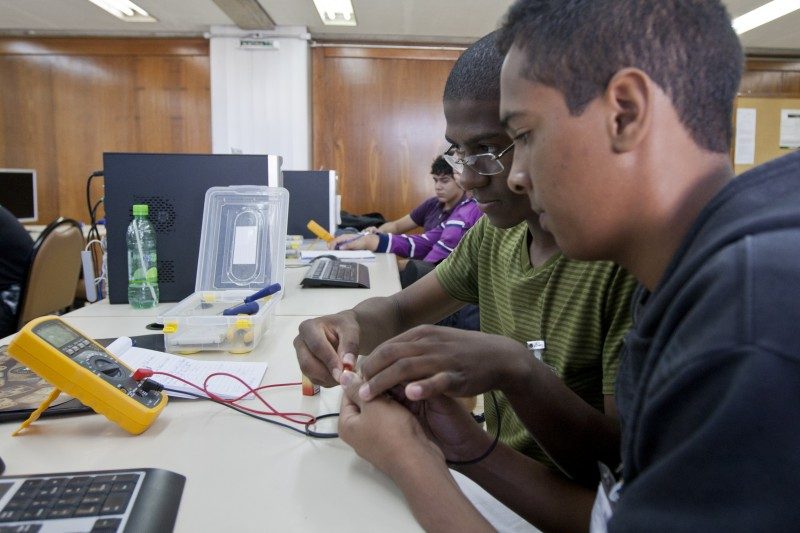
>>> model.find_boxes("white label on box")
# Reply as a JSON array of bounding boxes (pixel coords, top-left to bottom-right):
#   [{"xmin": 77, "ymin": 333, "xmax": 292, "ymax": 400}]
[{"xmin": 233, "ymin": 226, "xmax": 258, "ymax": 265}]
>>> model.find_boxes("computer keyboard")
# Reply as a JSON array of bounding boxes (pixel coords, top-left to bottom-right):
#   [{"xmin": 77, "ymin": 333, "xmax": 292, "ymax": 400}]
[
  {"xmin": 301, "ymin": 257, "xmax": 370, "ymax": 288},
  {"xmin": 0, "ymin": 468, "xmax": 185, "ymax": 532}
]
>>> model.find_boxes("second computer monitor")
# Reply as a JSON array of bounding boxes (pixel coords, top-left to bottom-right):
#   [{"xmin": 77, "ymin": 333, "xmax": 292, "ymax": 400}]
[
  {"xmin": 282, "ymin": 170, "xmax": 338, "ymax": 238},
  {"xmin": 0, "ymin": 169, "xmax": 38, "ymax": 223}
]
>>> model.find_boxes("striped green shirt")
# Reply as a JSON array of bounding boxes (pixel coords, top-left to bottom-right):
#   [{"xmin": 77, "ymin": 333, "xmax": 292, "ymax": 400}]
[{"xmin": 436, "ymin": 217, "xmax": 637, "ymax": 465}]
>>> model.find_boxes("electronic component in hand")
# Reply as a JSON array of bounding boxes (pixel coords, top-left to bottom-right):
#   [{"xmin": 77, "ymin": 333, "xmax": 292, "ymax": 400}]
[
  {"xmin": 7, "ymin": 316, "xmax": 167, "ymax": 435},
  {"xmin": 301, "ymin": 257, "xmax": 370, "ymax": 288}
]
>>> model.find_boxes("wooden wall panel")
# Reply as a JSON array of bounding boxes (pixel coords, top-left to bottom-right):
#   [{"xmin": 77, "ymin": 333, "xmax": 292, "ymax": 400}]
[
  {"xmin": 0, "ymin": 38, "xmax": 210, "ymax": 224},
  {"xmin": 2, "ymin": 43, "xmax": 795, "ymax": 227},
  {"xmin": 734, "ymin": 59, "xmax": 800, "ymax": 172},
  {"xmin": 740, "ymin": 58, "xmax": 800, "ymax": 97},
  {"xmin": 312, "ymin": 52, "xmax": 800, "ymax": 222},
  {"xmin": 0, "ymin": 56, "xmax": 59, "ymax": 225},
  {"xmin": 312, "ymin": 46, "xmax": 461, "ymax": 222}
]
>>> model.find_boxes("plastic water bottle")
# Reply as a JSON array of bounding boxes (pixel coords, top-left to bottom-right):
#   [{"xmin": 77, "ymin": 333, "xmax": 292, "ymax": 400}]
[{"xmin": 127, "ymin": 204, "xmax": 160, "ymax": 308}]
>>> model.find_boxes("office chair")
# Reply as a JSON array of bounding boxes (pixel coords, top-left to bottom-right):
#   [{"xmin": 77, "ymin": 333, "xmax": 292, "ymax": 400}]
[{"xmin": 17, "ymin": 217, "xmax": 84, "ymax": 328}]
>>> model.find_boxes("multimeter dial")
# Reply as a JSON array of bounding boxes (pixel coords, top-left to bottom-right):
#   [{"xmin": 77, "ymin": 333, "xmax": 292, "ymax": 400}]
[
  {"xmin": 33, "ymin": 320, "xmax": 162, "ymax": 407},
  {"xmin": 75, "ymin": 351, "xmax": 126, "ymax": 380},
  {"xmin": 91, "ymin": 355, "xmax": 124, "ymax": 377}
]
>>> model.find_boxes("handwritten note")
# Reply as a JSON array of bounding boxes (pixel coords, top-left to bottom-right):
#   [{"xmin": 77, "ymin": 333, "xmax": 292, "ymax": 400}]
[{"xmin": 107, "ymin": 337, "xmax": 267, "ymax": 399}]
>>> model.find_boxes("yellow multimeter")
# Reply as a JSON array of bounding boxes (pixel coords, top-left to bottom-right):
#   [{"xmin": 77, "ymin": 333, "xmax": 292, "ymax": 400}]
[{"xmin": 7, "ymin": 316, "xmax": 168, "ymax": 435}]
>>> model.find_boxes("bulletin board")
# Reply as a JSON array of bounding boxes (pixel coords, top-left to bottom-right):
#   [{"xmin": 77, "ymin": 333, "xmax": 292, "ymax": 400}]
[{"xmin": 733, "ymin": 97, "xmax": 800, "ymax": 175}]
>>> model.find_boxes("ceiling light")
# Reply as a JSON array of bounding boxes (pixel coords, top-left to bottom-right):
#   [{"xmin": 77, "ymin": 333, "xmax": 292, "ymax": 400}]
[
  {"xmin": 313, "ymin": 0, "xmax": 357, "ymax": 26},
  {"xmin": 732, "ymin": 0, "xmax": 800, "ymax": 34},
  {"xmin": 88, "ymin": 0, "xmax": 157, "ymax": 22}
]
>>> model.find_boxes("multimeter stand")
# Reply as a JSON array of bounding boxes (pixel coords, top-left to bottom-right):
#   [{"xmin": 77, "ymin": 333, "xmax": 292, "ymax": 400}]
[{"xmin": 13, "ymin": 389, "xmax": 63, "ymax": 436}]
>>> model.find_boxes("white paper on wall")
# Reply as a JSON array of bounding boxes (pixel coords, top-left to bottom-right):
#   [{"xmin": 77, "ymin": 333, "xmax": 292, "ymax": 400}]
[{"xmin": 734, "ymin": 108, "xmax": 757, "ymax": 165}]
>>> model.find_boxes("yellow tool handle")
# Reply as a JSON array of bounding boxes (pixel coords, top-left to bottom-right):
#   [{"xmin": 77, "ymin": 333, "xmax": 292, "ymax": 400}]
[{"xmin": 307, "ymin": 220, "xmax": 334, "ymax": 242}]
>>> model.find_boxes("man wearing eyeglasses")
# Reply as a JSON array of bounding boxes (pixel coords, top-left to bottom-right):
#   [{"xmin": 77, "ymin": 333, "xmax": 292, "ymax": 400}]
[{"xmin": 295, "ymin": 31, "xmax": 636, "ymax": 491}]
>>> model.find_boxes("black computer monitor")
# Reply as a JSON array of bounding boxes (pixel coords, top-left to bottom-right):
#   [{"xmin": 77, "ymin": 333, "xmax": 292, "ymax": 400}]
[
  {"xmin": 282, "ymin": 170, "xmax": 338, "ymax": 238},
  {"xmin": 0, "ymin": 169, "xmax": 38, "ymax": 223},
  {"xmin": 103, "ymin": 153, "xmax": 282, "ymax": 304}
]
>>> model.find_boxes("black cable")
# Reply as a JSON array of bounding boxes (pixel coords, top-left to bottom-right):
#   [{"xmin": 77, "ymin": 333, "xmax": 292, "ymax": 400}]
[
  {"xmin": 161, "ymin": 386, "xmax": 498, "ymax": 455},
  {"xmin": 90, "ymin": 199, "xmax": 104, "ymax": 221},
  {"xmin": 87, "ymin": 199, "xmax": 104, "ymax": 246},
  {"xmin": 84, "ymin": 171, "xmax": 105, "ymax": 300},
  {"xmin": 85, "ymin": 170, "xmax": 103, "ymax": 225},
  {"xmin": 445, "ymin": 391, "xmax": 501, "ymax": 467},
  {"xmin": 161, "ymin": 387, "xmax": 340, "ymax": 438},
  {"xmin": 305, "ymin": 412, "xmax": 340, "ymax": 439},
  {"xmin": 85, "ymin": 171, "xmax": 104, "ymax": 244}
]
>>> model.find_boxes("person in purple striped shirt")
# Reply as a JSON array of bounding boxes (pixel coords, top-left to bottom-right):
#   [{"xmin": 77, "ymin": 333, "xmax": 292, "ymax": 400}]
[
  {"xmin": 329, "ymin": 156, "xmax": 483, "ymax": 265},
  {"xmin": 366, "ymin": 156, "xmax": 467, "ymax": 235}
]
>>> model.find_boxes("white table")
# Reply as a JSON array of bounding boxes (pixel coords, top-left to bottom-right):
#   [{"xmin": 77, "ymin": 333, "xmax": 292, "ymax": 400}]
[
  {"xmin": 277, "ymin": 254, "xmax": 401, "ymax": 316},
  {"xmin": 67, "ymin": 254, "xmax": 401, "ymax": 319},
  {"xmin": 0, "ymin": 314, "xmax": 421, "ymax": 532},
  {"xmin": 0, "ymin": 255, "xmax": 421, "ymax": 532}
]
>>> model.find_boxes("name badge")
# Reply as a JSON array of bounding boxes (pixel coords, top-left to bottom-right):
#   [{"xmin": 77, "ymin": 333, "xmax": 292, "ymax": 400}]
[
  {"xmin": 590, "ymin": 462, "xmax": 622, "ymax": 533},
  {"xmin": 526, "ymin": 339, "xmax": 557, "ymax": 373},
  {"xmin": 526, "ymin": 339, "xmax": 545, "ymax": 360}
]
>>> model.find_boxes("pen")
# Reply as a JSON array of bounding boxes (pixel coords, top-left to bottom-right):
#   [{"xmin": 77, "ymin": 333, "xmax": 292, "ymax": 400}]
[{"xmin": 334, "ymin": 232, "xmax": 367, "ymax": 250}]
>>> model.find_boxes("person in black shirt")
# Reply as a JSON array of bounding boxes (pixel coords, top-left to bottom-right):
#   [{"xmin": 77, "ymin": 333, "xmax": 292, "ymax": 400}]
[
  {"xmin": 329, "ymin": 1, "xmax": 800, "ymax": 531},
  {"xmin": 0, "ymin": 205, "xmax": 34, "ymax": 338}
]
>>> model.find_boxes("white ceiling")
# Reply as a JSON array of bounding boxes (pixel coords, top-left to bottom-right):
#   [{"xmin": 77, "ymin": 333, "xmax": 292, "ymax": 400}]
[{"xmin": 0, "ymin": 0, "xmax": 798, "ymax": 52}]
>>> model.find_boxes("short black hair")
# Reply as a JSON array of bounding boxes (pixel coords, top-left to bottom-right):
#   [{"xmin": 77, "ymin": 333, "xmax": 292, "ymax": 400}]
[
  {"xmin": 444, "ymin": 31, "xmax": 504, "ymax": 102},
  {"xmin": 431, "ymin": 155, "xmax": 452, "ymax": 176},
  {"xmin": 497, "ymin": 0, "xmax": 743, "ymax": 153}
]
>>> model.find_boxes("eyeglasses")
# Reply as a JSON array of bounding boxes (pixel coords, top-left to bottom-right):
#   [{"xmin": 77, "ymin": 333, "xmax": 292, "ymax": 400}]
[{"xmin": 442, "ymin": 142, "xmax": 515, "ymax": 176}]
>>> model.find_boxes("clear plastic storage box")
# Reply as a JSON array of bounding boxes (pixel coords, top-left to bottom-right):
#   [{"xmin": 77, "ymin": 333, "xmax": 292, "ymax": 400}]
[{"xmin": 160, "ymin": 186, "xmax": 289, "ymax": 354}]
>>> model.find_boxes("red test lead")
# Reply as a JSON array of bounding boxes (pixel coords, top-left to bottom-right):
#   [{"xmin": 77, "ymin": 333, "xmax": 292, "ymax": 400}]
[{"xmin": 132, "ymin": 368, "xmax": 154, "ymax": 381}]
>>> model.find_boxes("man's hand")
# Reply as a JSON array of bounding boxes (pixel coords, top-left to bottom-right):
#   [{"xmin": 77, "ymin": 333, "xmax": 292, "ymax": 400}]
[
  {"xmin": 328, "ymin": 233, "xmax": 379, "ymax": 251},
  {"xmin": 339, "ymin": 370, "xmax": 494, "ymax": 532},
  {"xmin": 338, "ymin": 370, "xmax": 443, "ymax": 477},
  {"xmin": 293, "ymin": 311, "xmax": 361, "ymax": 387},
  {"xmin": 397, "ymin": 387, "xmax": 494, "ymax": 464},
  {"xmin": 358, "ymin": 324, "xmax": 532, "ymax": 401}
]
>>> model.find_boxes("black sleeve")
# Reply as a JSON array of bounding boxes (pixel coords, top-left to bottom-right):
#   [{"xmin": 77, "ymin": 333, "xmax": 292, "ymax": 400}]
[
  {"xmin": 0, "ymin": 206, "xmax": 34, "ymax": 287},
  {"xmin": 611, "ymin": 232, "xmax": 800, "ymax": 532},
  {"xmin": 611, "ymin": 346, "xmax": 800, "ymax": 532}
]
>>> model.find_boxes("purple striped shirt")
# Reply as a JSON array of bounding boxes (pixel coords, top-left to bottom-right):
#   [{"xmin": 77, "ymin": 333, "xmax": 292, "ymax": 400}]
[{"xmin": 375, "ymin": 197, "xmax": 482, "ymax": 263}]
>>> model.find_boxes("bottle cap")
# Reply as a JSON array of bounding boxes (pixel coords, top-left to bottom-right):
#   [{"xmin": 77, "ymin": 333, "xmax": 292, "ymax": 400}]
[{"xmin": 132, "ymin": 204, "xmax": 149, "ymax": 216}]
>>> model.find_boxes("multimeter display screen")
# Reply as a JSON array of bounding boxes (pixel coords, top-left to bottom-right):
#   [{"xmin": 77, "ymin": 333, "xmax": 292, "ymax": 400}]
[{"xmin": 37, "ymin": 321, "xmax": 81, "ymax": 348}]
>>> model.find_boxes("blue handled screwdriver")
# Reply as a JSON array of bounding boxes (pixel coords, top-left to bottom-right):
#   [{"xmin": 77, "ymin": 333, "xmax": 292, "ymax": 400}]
[
  {"xmin": 244, "ymin": 283, "xmax": 282, "ymax": 303},
  {"xmin": 222, "ymin": 283, "xmax": 281, "ymax": 315}
]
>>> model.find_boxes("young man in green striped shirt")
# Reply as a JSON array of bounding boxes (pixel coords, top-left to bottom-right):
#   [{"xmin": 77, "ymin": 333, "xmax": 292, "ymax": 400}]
[{"xmin": 295, "ymin": 32, "xmax": 635, "ymax": 505}]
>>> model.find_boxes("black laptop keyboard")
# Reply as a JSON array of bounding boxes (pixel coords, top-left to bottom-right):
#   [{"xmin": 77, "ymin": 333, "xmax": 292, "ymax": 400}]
[
  {"xmin": 301, "ymin": 257, "xmax": 370, "ymax": 288},
  {"xmin": 0, "ymin": 468, "xmax": 184, "ymax": 532}
]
